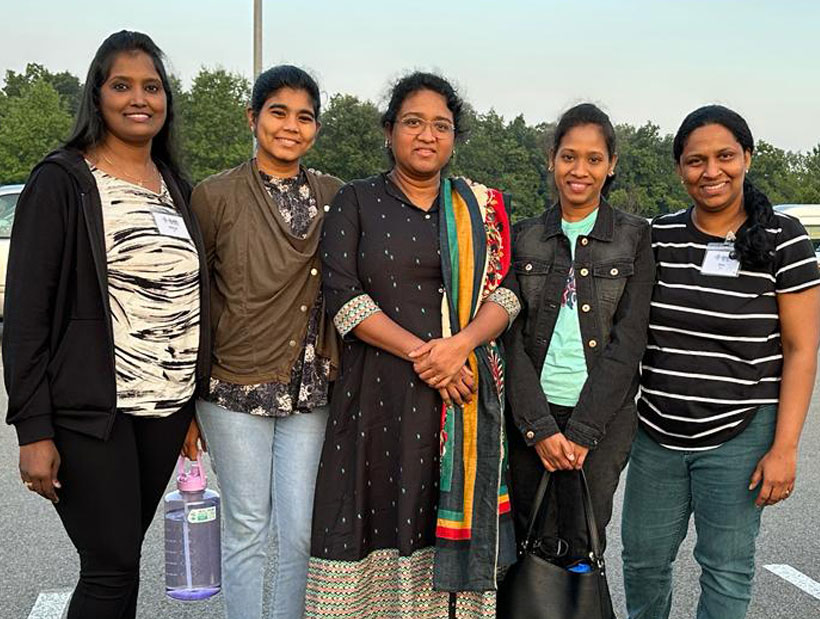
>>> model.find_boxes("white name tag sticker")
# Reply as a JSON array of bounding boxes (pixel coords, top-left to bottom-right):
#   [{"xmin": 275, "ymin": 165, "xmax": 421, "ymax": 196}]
[
  {"xmin": 701, "ymin": 243, "xmax": 740, "ymax": 277},
  {"xmin": 152, "ymin": 212, "xmax": 191, "ymax": 240}
]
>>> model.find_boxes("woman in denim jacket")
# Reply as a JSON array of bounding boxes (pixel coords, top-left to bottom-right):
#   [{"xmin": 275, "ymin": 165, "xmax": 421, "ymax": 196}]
[{"xmin": 504, "ymin": 103, "xmax": 655, "ymax": 567}]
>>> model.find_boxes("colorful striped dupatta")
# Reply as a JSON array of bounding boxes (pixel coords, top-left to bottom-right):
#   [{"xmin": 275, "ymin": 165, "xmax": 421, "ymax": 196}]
[{"xmin": 433, "ymin": 177, "xmax": 516, "ymax": 591}]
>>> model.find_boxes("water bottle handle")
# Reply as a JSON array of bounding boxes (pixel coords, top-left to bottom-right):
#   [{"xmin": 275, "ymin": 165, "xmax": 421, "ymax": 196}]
[
  {"xmin": 176, "ymin": 452, "xmax": 206, "ymax": 479},
  {"xmin": 191, "ymin": 453, "xmax": 206, "ymax": 482}
]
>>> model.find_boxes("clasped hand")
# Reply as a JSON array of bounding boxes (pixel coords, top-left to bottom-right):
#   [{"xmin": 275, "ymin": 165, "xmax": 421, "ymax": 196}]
[
  {"xmin": 408, "ymin": 335, "xmax": 476, "ymax": 407},
  {"xmin": 535, "ymin": 432, "xmax": 589, "ymax": 471}
]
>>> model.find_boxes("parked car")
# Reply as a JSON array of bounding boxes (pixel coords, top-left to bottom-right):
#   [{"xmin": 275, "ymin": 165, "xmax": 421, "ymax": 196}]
[
  {"xmin": 774, "ymin": 204, "xmax": 820, "ymax": 265},
  {"xmin": 0, "ymin": 184, "xmax": 23, "ymax": 320}
]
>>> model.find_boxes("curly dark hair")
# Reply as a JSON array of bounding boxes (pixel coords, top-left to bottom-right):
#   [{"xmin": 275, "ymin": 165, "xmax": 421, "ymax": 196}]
[{"xmin": 381, "ymin": 72, "xmax": 467, "ymax": 166}]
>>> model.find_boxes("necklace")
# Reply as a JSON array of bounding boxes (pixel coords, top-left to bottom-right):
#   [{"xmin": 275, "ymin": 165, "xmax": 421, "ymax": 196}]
[
  {"xmin": 98, "ymin": 150, "xmax": 160, "ymax": 189},
  {"xmin": 692, "ymin": 207, "xmax": 746, "ymax": 241}
]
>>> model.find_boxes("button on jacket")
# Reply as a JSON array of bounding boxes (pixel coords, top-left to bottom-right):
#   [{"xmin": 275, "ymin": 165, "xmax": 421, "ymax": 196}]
[
  {"xmin": 191, "ymin": 160, "xmax": 342, "ymax": 385},
  {"xmin": 504, "ymin": 200, "xmax": 655, "ymax": 448}
]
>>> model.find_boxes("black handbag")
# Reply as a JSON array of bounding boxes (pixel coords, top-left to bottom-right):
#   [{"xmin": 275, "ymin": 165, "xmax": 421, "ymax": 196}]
[{"xmin": 497, "ymin": 470, "xmax": 615, "ymax": 619}]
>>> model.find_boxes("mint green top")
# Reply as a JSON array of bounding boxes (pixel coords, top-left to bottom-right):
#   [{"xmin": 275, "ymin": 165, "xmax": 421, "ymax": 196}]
[{"xmin": 540, "ymin": 208, "xmax": 599, "ymax": 407}]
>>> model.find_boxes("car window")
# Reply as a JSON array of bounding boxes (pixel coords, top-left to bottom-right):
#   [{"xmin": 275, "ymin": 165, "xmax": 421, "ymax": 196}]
[{"xmin": 0, "ymin": 192, "xmax": 19, "ymax": 238}]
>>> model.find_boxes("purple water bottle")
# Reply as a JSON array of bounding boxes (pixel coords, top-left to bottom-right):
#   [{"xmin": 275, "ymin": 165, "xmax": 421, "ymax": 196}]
[{"xmin": 164, "ymin": 455, "xmax": 221, "ymax": 601}]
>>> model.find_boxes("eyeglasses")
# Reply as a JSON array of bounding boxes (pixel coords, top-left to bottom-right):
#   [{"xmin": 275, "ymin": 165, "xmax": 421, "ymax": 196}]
[{"xmin": 397, "ymin": 117, "xmax": 455, "ymax": 136}]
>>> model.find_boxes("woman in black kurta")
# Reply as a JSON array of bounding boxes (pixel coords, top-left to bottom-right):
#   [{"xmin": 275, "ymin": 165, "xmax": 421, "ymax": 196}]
[{"xmin": 305, "ymin": 74, "xmax": 519, "ymax": 618}]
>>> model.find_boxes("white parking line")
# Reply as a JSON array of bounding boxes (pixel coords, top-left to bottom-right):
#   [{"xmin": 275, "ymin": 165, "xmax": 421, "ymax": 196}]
[
  {"xmin": 27, "ymin": 589, "xmax": 72, "ymax": 619},
  {"xmin": 765, "ymin": 564, "xmax": 820, "ymax": 601}
]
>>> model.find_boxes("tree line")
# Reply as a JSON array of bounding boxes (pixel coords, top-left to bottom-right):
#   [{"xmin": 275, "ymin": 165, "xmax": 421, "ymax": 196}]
[{"xmin": 2, "ymin": 63, "xmax": 819, "ymax": 220}]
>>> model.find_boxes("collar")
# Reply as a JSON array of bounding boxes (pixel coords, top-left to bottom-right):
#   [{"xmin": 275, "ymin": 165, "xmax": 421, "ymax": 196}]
[
  {"xmin": 382, "ymin": 171, "xmax": 441, "ymax": 213},
  {"xmin": 541, "ymin": 198, "xmax": 615, "ymax": 242}
]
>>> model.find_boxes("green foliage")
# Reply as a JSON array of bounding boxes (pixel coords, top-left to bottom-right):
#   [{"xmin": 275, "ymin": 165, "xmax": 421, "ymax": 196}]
[
  {"xmin": 303, "ymin": 94, "xmax": 385, "ymax": 181},
  {"xmin": 0, "ymin": 79, "xmax": 72, "ymax": 183},
  {"xmin": 451, "ymin": 110, "xmax": 550, "ymax": 220},
  {"xmin": 1, "ymin": 62, "xmax": 819, "ymax": 216},
  {"xmin": 3, "ymin": 63, "xmax": 82, "ymax": 115},
  {"xmin": 177, "ymin": 68, "xmax": 252, "ymax": 182},
  {"xmin": 609, "ymin": 123, "xmax": 689, "ymax": 216}
]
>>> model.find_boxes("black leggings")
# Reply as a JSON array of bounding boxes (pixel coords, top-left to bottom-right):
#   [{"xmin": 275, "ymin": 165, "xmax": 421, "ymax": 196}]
[{"xmin": 53, "ymin": 402, "xmax": 194, "ymax": 619}]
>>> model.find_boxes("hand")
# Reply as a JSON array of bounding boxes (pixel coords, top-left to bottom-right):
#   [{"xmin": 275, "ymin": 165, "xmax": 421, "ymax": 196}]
[
  {"xmin": 19, "ymin": 439, "xmax": 62, "ymax": 503},
  {"xmin": 438, "ymin": 366, "xmax": 476, "ymax": 407},
  {"xmin": 409, "ymin": 335, "xmax": 472, "ymax": 389},
  {"xmin": 566, "ymin": 440, "xmax": 590, "ymax": 470},
  {"xmin": 749, "ymin": 446, "xmax": 797, "ymax": 507},
  {"xmin": 534, "ymin": 432, "xmax": 576, "ymax": 472},
  {"xmin": 181, "ymin": 418, "xmax": 206, "ymax": 461}
]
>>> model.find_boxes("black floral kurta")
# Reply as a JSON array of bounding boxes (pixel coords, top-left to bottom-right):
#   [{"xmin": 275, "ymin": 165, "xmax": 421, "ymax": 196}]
[{"xmin": 305, "ymin": 175, "xmax": 496, "ymax": 618}]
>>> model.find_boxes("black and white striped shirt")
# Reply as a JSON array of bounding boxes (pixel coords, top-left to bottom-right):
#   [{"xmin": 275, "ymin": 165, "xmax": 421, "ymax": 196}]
[{"xmin": 639, "ymin": 207, "xmax": 820, "ymax": 450}]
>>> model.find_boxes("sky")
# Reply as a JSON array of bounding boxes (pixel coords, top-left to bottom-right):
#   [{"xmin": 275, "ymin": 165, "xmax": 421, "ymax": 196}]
[{"xmin": 2, "ymin": 0, "xmax": 819, "ymax": 152}]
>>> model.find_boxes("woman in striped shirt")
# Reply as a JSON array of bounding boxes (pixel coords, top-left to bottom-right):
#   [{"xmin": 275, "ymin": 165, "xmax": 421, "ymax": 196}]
[{"xmin": 621, "ymin": 105, "xmax": 820, "ymax": 619}]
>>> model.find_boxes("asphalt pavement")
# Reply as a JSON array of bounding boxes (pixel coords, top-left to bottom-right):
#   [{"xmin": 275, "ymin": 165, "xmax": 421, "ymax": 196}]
[{"xmin": 3, "ymin": 361, "xmax": 820, "ymax": 618}]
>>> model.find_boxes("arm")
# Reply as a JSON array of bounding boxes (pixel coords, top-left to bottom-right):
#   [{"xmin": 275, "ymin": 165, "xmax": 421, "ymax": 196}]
[
  {"xmin": 321, "ymin": 185, "xmax": 420, "ymax": 356},
  {"xmin": 566, "ymin": 221, "xmax": 655, "ymax": 451},
  {"xmin": 749, "ymin": 285, "xmax": 820, "ymax": 506},
  {"xmin": 502, "ymin": 278, "xmax": 576, "ymax": 471},
  {"xmin": 4, "ymin": 164, "xmax": 71, "ymax": 501},
  {"xmin": 190, "ymin": 182, "xmax": 218, "ymax": 273},
  {"xmin": 409, "ymin": 298, "xmax": 511, "ymax": 389}
]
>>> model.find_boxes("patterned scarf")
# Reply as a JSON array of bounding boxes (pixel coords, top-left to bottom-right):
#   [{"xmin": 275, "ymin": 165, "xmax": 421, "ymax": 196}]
[{"xmin": 433, "ymin": 178, "xmax": 516, "ymax": 591}]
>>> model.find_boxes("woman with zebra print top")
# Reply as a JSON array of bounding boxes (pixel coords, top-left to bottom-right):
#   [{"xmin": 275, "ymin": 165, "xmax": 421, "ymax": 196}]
[{"xmin": 5, "ymin": 31, "xmax": 209, "ymax": 619}]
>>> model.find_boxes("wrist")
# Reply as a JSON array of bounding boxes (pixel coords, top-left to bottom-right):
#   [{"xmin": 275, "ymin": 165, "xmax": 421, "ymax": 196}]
[
  {"xmin": 769, "ymin": 440, "xmax": 799, "ymax": 455},
  {"xmin": 453, "ymin": 330, "xmax": 477, "ymax": 354}
]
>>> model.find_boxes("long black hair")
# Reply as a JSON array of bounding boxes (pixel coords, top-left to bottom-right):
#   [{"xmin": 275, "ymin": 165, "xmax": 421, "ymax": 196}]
[
  {"xmin": 250, "ymin": 65, "xmax": 321, "ymax": 119},
  {"xmin": 65, "ymin": 30, "xmax": 184, "ymax": 180},
  {"xmin": 673, "ymin": 105, "xmax": 774, "ymax": 269},
  {"xmin": 551, "ymin": 103, "xmax": 617, "ymax": 195}
]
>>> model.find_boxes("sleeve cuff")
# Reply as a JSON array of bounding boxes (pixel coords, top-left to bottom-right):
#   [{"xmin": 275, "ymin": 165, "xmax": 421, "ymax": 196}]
[
  {"xmin": 487, "ymin": 286, "xmax": 521, "ymax": 327},
  {"xmin": 564, "ymin": 418, "xmax": 603, "ymax": 449},
  {"xmin": 15, "ymin": 414, "xmax": 55, "ymax": 446},
  {"xmin": 333, "ymin": 294, "xmax": 382, "ymax": 337},
  {"xmin": 518, "ymin": 414, "xmax": 560, "ymax": 447}
]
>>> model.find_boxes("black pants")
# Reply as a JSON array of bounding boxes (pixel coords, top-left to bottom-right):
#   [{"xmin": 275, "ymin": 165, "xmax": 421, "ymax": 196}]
[
  {"xmin": 53, "ymin": 401, "xmax": 194, "ymax": 619},
  {"xmin": 507, "ymin": 402, "xmax": 637, "ymax": 563}
]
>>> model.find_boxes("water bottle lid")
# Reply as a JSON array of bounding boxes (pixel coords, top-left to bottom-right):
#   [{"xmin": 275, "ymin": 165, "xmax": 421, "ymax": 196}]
[{"xmin": 177, "ymin": 455, "xmax": 207, "ymax": 492}]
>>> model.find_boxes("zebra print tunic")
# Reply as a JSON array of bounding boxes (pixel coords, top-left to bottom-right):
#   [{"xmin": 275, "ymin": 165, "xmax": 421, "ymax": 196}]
[{"xmin": 92, "ymin": 166, "xmax": 200, "ymax": 417}]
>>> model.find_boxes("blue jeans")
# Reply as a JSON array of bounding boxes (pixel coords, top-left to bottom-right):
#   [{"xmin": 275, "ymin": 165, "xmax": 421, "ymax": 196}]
[
  {"xmin": 621, "ymin": 404, "xmax": 776, "ymax": 619},
  {"xmin": 196, "ymin": 400, "xmax": 328, "ymax": 619}
]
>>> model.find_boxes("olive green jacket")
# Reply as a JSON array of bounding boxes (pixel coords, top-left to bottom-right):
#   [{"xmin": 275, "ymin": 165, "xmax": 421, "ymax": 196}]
[{"xmin": 191, "ymin": 160, "xmax": 342, "ymax": 385}]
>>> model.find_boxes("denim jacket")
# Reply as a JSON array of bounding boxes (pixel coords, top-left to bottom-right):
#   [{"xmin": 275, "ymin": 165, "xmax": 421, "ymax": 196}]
[{"xmin": 503, "ymin": 200, "xmax": 655, "ymax": 448}]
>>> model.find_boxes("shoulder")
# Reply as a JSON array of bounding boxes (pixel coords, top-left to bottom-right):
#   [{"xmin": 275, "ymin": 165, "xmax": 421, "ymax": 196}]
[
  {"xmin": 610, "ymin": 206, "xmax": 651, "ymax": 231},
  {"xmin": 336, "ymin": 175, "xmax": 383, "ymax": 200},
  {"xmin": 191, "ymin": 161, "xmax": 251, "ymax": 209},
  {"xmin": 451, "ymin": 176, "xmax": 500, "ymax": 208},
  {"xmin": 19, "ymin": 150, "xmax": 84, "ymax": 207},
  {"xmin": 511, "ymin": 212, "xmax": 547, "ymax": 245},
  {"xmin": 651, "ymin": 209, "xmax": 688, "ymax": 227},
  {"xmin": 305, "ymin": 167, "xmax": 343, "ymax": 193},
  {"xmin": 648, "ymin": 209, "xmax": 688, "ymax": 238},
  {"xmin": 772, "ymin": 209, "xmax": 808, "ymax": 239},
  {"xmin": 196, "ymin": 160, "xmax": 250, "ymax": 193}
]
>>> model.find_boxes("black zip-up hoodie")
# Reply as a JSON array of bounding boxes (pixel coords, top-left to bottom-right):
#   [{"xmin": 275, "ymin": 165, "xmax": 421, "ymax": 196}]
[{"xmin": 3, "ymin": 148, "xmax": 211, "ymax": 445}]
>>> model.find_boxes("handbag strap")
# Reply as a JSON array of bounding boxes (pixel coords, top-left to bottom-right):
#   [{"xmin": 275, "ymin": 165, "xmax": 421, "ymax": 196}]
[{"xmin": 522, "ymin": 469, "xmax": 605, "ymax": 566}]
